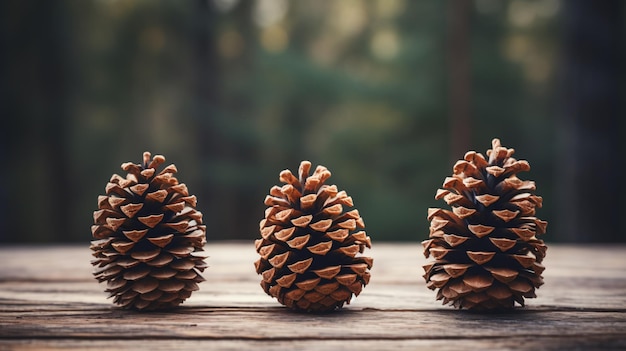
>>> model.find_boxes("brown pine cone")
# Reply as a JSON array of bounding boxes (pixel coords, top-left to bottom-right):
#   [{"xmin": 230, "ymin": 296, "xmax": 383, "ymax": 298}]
[
  {"xmin": 423, "ymin": 139, "xmax": 547, "ymax": 310},
  {"xmin": 255, "ymin": 161, "xmax": 373, "ymax": 313},
  {"xmin": 90, "ymin": 152, "xmax": 207, "ymax": 310}
]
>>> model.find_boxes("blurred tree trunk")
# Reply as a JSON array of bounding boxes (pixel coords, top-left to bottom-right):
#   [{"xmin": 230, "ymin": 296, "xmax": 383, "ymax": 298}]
[
  {"xmin": 0, "ymin": 0, "xmax": 72, "ymax": 242},
  {"xmin": 192, "ymin": 0, "xmax": 219, "ymax": 213},
  {"xmin": 193, "ymin": 1, "xmax": 257, "ymax": 239},
  {"xmin": 446, "ymin": 0, "xmax": 472, "ymax": 160},
  {"xmin": 556, "ymin": 0, "xmax": 623, "ymax": 242},
  {"xmin": 226, "ymin": 0, "xmax": 257, "ymax": 239}
]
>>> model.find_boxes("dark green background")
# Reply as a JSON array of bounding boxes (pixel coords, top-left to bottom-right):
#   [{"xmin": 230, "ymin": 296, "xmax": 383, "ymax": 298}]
[{"xmin": 1, "ymin": 0, "xmax": 624, "ymax": 243}]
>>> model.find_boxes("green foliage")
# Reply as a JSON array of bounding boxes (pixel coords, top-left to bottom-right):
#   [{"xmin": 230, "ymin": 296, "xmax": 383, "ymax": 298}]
[{"xmin": 4, "ymin": 0, "xmax": 620, "ymax": 243}]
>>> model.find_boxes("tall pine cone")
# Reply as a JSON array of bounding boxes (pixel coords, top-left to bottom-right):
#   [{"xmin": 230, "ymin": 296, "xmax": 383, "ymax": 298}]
[
  {"xmin": 90, "ymin": 152, "xmax": 207, "ymax": 310},
  {"xmin": 422, "ymin": 139, "xmax": 547, "ymax": 310},
  {"xmin": 255, "ymin": 161, "xmax": 373, "ymax": 313}
]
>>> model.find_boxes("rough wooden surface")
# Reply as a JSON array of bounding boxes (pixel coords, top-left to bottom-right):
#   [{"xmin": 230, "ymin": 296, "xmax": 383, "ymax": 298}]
[{"xmin": 1, "ymin": 243, "xmax": 625, "ymax": 350}]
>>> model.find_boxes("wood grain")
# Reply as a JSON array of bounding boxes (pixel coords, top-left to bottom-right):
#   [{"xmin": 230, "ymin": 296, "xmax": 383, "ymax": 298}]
[{"xmin": 1, "ymin": 243, "xmax": 625, "ymax": 350}]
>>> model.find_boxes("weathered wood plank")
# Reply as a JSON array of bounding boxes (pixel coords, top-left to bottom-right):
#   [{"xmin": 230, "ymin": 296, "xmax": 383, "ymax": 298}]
[
  {"xmin": 2, "ymin": 336, "xmax": 626, "ymax": 351},
  {"xmin": 0, "ymin": 243, "xmax": 625, "ymax": 350},
  {"xmin": 1, "ymin": 307, "xmax": 626, "ymax": 339},
  {"xmin": 1, "ymin": 243, "xmax": 625, "ymax": 310}
]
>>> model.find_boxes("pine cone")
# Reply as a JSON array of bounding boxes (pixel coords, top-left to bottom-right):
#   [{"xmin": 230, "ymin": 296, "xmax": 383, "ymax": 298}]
[
  {"xmin": 422, "ymin": 139, "xmax": 547, "ymax": 310},
  {"xmin": 90, "ymin": 152, "xmax": 207, "ymax": 310},
  {"xmin": 255, "ymin": 161, "xmax": 373, "ymax": 313}
]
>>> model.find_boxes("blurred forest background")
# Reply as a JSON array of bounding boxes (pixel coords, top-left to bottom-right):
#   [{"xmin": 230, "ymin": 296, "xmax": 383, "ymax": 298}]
[{"xmin": 0, "ymin": 0, "xmax": 624, "ymax": 243}]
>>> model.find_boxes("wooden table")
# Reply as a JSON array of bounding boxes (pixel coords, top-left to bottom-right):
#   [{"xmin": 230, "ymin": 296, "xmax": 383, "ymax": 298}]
[{"xmin": 1, "ymin": 243, "xmax": 625, "ymax": 350}]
